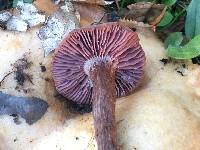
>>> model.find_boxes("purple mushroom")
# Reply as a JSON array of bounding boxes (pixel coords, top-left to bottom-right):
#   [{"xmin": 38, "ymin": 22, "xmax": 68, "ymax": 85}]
[{"xmin": 52, "ymin": 22, "xmax": 145, "ymax": 150}]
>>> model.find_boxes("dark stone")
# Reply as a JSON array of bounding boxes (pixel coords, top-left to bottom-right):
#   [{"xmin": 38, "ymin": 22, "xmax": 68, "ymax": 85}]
[
  {"xmin": 0, "ymin": 91, "xmax": 48, "ymax": 125},
  {"xmin": 13, "ymin": 138, "xmax": 18, "ymax": 142},
  {"xmin": 40, "ymin": 65, "xmax": 46, "ymax": 72},
  {"xmin": 160, "ymin": 58, "xmax": 169, "ymax": 65},
  {"xmin": 75, "ymin": 137, "xmax": 79, "ymax": 140}
]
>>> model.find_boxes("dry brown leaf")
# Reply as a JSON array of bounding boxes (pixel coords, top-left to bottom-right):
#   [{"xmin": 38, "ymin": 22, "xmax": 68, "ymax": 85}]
[
  {"xmin": 61, "ymin": 0, "xmax": 113, "ymax": 5},
  {"xmin": 73, "ymin": 2, "xmax": 106, "ymax": 27},
  {"xmin": 34, "ymin": 0, "xmax": 59, "ymax": 15},
  {"xmin": 34, "ymin": 0, "xmax": 107, "ymax": 27},
  {"xmin": 149, "ymin": 7, "xmax": 167, "ymax": 26},
  {"xmin": 121, "ymin": 2, "xmax": 166, "ymax": 29},
  {"xmin": 119, "ymin": 18, "xmax": 151, "ymax": 28},
  {"xmin": 119, "ymin": 18, "xmax": 157, "ymax": 34}
]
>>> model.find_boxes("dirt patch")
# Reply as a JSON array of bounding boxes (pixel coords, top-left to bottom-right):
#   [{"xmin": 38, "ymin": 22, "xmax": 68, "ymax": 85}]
[{"xmin": 54, "ymin": 94, "xmax": 92, "ymax": 114}]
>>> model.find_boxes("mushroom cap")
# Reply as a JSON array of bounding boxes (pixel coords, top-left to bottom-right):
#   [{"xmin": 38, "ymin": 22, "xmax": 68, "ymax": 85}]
[{"xmin": 52, "ymin": 22, "xmax": 145, "ymax": 104}]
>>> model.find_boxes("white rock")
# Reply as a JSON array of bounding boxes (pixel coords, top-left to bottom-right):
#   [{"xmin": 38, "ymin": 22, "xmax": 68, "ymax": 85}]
[
  {"xmin": 17, "ymin": 2, "xmax": 38, "ymax": 13},
  {"xmin": 6, "ymin": 17, "xmax": 28, "ymax": 32},
  {"xmin": 17, "ymin": 2, "xmax": 45, "ymax": 27},
  {"xmin": 60, "ymin": 2, "xmax": 74, "ymax": 12},
  {"xmin": 42, "ymin": 37, "xmax": 61, "ymax": 57},
  {"xmin": 63, "ymin": 20, "xmax": 76, "ymax": 37},
  {"xmin": 0, "ymin": 12, "xmax": 12, "ymax": 22},
  {"xmin": 38, "ymin": 17, "xmax": 65, "ymax": 39},
  {"xmin": 38, "ymin": 2, "xmax": 79, "ymax": 56},
  {"xmin": 38, "ymin": 16, "xmax": 66, "ymax": 56},
  {"xmin": 21, "ymin": 13, "xmax": 45, "ymax": 27}
]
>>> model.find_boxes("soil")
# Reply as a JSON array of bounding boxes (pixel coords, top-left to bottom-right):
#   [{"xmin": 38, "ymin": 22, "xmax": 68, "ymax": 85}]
[
  {"xmin": 40, "ymin": 65, "xmax": 46, "ymax": 72},
  {"xmin": 160, "ymin": 58, "xmax": 169, "ymax": 65},
  {"xmin": 54, "ymin": 94, "xmax": 92, "ymax": 114}
]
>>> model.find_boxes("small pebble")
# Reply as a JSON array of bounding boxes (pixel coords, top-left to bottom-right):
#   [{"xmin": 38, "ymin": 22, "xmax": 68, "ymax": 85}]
[
  {"xmin": 160, "ymin": 58, "xmax": 169, "ymax": 65},
  {"xmin": 40, "ymin": 65, "xmax": 46, "ymax": 72}
]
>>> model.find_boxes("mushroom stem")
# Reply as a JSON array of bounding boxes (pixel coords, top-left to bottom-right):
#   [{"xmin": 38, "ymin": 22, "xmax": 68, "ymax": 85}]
[{"xmin": 89, "ymin": 61, "xmax": 117, "ymax": 150}]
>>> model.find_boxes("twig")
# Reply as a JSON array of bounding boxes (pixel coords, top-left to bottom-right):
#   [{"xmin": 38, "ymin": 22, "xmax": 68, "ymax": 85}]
[
  {"xmin": 25, "ymin": 74, "xmax": 34, "ymax": 85},
  {"xmin": 0, "ymin": 71, "xmax": 14, "ymax": 86},
  {"xmin": 91, "ymin": 12, "xmax": 106, "ymax": 25},
  {"xmin": 115, "ymin": 0, "xmax": 120, "ymax": 10},
  {"xmin": 178, "ymin": 2, "xmax": 185, "ymax": 9}
]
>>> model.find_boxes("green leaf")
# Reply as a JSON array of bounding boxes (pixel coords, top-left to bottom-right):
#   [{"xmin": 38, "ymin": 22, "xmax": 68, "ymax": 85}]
[
  {"xmin": 167, "ymin": 35, "xmax": 200, "ymax": 59},
  {"xmin": 162, "ymin": 0, "xmax": 177, "ymax": 6},
  {"xmin": 164, "ymin": 32, "xmax": 183, "ymax": 48},
  {"xmin": 185, "ymin": 0, "xmax": 200, "ymax": 39},
  {"xmin": 157, "ymin": 11, "xmax": 173, "ymax": 27},
  {"xmin": 12, "ymin": 0, "xmax": 33, "ymax": 7},
  {"xmin": 24, "ymin": 0, "xmax": 32, "ymax": 3},
  {"xmin": 12, "ymin": 0, "xmax": 18, "ymax": 7}
]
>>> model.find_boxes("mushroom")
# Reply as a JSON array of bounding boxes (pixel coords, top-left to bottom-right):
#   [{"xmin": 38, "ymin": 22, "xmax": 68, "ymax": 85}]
[{"xmin": 52, "ymin": 22, "xmax": 145, "ymax": 150}]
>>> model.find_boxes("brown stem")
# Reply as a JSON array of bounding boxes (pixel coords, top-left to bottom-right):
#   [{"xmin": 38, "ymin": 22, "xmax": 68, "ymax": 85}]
[{"xmin": 89, "ymin": 61, "xmax": 117, "ymax": 150}]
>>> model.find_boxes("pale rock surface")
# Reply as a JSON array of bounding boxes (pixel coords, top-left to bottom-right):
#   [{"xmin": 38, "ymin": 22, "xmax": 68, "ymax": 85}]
[{"xmin": 0, "ymin": 25, "xmax": 200, "ymax": 150}]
